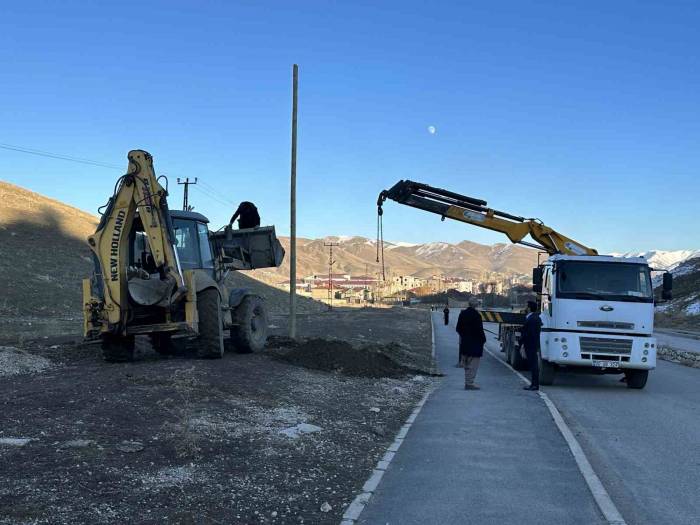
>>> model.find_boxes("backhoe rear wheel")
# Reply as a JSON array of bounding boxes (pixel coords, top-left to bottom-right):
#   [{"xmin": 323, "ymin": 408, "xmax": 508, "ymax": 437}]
[
  {"xmin": 230, "ymin": 296, "xmax": 268, "ymax": 353},
  {"xmin": 195, "ymin": 288, "xmax": 224, "ymax": 359},
  {"xmin": 102, "ymin": 334, "xmax": 135, "ymax": 362}
]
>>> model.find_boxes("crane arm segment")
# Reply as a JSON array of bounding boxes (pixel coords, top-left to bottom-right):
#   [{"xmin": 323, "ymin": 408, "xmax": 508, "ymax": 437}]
[{"xmin": 377, "ymin": 180, "xmax": 597, "ymax": 256}]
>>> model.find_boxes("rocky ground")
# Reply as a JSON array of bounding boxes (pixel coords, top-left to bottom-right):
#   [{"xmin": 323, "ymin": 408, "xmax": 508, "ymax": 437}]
[{"xmin": 0, "ymin": 308, "xmax": 435, "ymax": 525}]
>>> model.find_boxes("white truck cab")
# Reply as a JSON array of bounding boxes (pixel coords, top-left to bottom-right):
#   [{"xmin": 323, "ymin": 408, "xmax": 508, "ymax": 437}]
[{"xmin": 537, "ymin": 254, "xmax": 658, "ymax": 387}]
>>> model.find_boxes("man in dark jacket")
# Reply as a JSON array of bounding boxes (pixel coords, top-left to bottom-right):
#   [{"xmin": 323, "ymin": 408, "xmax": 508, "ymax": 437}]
[
  {"xmin": 456, "ymin": 298, "xmax": 486, "ymax": 390},
  {"xmin": 443, "ymin": 306, "xmax": 450, "ymax": 326},
  {"xmin": 519, "ymin": 301, "xmax": 542, "ymax": 391},
  {"xmin": 229, "ymin": 201, "xmax": 261, "ymax": 230}
]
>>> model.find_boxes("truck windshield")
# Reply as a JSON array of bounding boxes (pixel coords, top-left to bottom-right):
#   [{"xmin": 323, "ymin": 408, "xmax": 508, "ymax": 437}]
[{"xmin": 556, "ymin": 261, "xmax": 653, "ymax": 303}]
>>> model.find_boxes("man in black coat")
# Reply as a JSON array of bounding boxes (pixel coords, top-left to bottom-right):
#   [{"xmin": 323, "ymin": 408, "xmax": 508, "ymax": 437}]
[
  {"xmin": 229, "ymin": 201, "xmax": 261, "ymax": 230},
  {"xmin": 519, "ymin": 301, "xmax": 543, "ymax": 391},
  {"xmin": 456, "ymin": 298, "xmax": 486, "ymax": 390},
  {"xmin": 443, "ymin": 306, "xmax": 450, "ymax": 326}
]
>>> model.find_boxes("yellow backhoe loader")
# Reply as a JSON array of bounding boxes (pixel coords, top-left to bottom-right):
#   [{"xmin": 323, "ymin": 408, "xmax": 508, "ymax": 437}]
[{"xmin": 83, "ymin": 149, "xmax": 284, "ymax": 361}]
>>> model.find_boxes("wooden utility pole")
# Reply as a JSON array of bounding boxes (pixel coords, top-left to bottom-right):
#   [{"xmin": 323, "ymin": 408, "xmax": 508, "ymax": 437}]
[
  {"xmin": 289, "ymin": 64, "xmax": 299, "ymax": 338},
  {"xmin": 324, "ymin": 242, "xmax": 339, "ymax": 309}
]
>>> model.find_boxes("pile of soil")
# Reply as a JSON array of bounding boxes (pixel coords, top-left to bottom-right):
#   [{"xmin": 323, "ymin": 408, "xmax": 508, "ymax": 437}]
[{"xmin": 269, "ymin": 337, "xmax": 423, "ymax": 378}]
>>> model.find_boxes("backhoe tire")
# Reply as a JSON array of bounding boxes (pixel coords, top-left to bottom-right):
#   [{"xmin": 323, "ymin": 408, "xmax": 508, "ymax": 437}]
[
  {"xmin": 102, "ymin": 334, "xmax": 135, "ymax": 362},
  {"xmin": 624, "ymin": 369, "xmax": 648, "ymax": 389},
  {"xmin": 150, "ymin": 332, "xmax": 173, "ymax": 356},
  {"xmin": 194, "ymin": 288, "xmax": 224, "ymax": 359},
  {"xmin": 230, "ymin": 296, "xmax": 268, "ymax": 354},
  {"xmin": 538, "ymin": 352, "xmax": 556, "ymax": 386}
]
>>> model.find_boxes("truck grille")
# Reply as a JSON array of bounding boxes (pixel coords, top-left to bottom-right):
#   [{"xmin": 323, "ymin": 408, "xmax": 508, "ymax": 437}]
[
  {"xmin": 577, "ymin": 321, "xmax": 634, "ymax": 330},
  {"xmin": 579, "ymin": 337, "xmax": 632, "ymax": 355}
]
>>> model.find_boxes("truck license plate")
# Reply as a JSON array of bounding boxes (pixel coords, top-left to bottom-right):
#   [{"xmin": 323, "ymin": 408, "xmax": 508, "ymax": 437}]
[{"xmin": 592, "ymin": 360, "xmax": 619, "ymax": 368}]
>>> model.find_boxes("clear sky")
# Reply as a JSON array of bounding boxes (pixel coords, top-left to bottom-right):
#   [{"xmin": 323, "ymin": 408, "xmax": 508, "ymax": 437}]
[{"xmin": 1, "ymin": 0, "xmax": 698, "ymax": 254}]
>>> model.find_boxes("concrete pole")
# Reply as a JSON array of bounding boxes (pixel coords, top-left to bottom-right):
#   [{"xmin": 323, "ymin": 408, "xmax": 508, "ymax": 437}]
[{"xmin": 289, "ymin": 64, "xmax": 299, "ymax": 339}]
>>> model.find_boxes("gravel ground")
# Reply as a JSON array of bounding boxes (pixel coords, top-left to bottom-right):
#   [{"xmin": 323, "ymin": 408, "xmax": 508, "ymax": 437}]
[{"xmin": 0, "ymin": 308, "xmax": 434, "ymax": 525}]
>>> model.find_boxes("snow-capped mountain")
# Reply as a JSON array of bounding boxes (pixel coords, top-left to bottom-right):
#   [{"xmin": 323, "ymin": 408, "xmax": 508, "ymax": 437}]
[{"xmin": 615, "ymin": 250, "xmax": 700, "ymax": 271}]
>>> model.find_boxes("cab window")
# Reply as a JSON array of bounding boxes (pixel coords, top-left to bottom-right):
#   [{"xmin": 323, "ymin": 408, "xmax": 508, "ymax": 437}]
[
  {"xmin": 197, "ymin": 222, "xmax": 214, "ymax": 269},
  {"xmin": 173, "ymin": 219, "xmax": 200, "ymax": 269}
]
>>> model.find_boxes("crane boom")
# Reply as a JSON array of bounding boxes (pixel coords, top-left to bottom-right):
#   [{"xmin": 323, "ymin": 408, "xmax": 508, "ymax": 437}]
[{"xmin": 377, "ymin": 180, "xmax": 597, "ymax": 256}]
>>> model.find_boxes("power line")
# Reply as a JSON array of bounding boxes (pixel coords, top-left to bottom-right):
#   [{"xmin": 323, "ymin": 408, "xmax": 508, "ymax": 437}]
[{"xmin": 0, "ymin": 142, "xmax": 122, "ymax": 170}]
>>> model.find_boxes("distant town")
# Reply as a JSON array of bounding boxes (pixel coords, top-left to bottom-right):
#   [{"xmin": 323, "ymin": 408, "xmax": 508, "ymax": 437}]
[{"xmin": 278, "ymin": 272, "xmax": 534, "ymax": 307}]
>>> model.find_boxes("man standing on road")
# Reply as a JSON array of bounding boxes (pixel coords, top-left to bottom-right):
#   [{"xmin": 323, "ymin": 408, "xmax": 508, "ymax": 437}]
[
  {"xmin": 443, "ymin": 305, "xmax": 450, "ymax": 326},
  {"xmin": 519, "ymin": 301, "xmax": 542, "ymax": 391},
  {"xmin": 456, "ymin": 298, "xmax": 486, "ymax": 390}
]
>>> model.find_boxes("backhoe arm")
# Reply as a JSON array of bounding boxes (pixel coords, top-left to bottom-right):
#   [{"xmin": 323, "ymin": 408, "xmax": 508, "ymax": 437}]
[
  {"xmin": 377, "ymin": 180, "xmax": 597, "ymax": 256},
  {"xmin": 87, "ymin": 150, "xmax": 186, "ymax": 332}
]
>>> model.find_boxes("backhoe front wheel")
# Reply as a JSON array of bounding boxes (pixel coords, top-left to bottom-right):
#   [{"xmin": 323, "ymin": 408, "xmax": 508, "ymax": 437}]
[
  {"xmin": 195, "ymin": 288, "xmax": 224, "ymax": 359},
  {"xmin": 102, "ymin": 334, "xmax": 135, "ymax": 362},
  {"xmin": 230, "ymin": 296, "xmax": 268, "ymax": 353}
]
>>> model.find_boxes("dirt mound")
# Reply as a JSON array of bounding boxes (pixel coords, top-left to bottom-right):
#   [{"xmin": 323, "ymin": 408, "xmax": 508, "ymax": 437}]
[
  {"xmin": 0, "ymin": 346, "xmax": 54, "ymax": 377},
  {"xmin": 268, "ymin": 337, "xmax": 423, "ymax": 378}
]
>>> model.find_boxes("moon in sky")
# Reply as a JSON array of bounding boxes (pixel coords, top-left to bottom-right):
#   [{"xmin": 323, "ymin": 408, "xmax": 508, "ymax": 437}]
[{"xmin": 427, "ymin": 125, "xmax": 437, "ymax": 135}]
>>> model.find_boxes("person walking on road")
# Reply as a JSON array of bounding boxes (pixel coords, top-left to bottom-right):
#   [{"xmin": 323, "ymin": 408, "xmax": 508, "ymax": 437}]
[
  {"xmin": 456, "ymin": 298, "xmax": 486, "ymax": 390},
  {"xmin": 443, "ymin": 306, "xmax": 450, "ymax": 326},
  {"xmin": 519, "ymin": 301, "xmax": 542, "ymax": 391}
]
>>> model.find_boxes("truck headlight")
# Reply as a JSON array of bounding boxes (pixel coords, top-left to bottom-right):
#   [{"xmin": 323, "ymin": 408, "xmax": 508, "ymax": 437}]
[
  {"xmin": 643, "ymin": 349, "xmax": 648, "ymax": 355},
  {"xmin": 642, "ymin": 357, "xmax": 647, "ymax": 363},
  {"xmin": 562, "ymin": 345, "xmax": 568, "ymax": 350},
  {"xmin": 644, "ymin": 342, "xmax": 649, "ymax": 348},
  {"xmin": 563, "ymin": 351, "xmax": 569, "ymax": 357},
  {"xmin": 554, "ymin": 337, "xmax": 559, "ymax": 342}
]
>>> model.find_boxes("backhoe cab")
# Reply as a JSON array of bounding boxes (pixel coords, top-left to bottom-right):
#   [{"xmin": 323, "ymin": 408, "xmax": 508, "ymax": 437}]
[{"xmin": 83, "ymin": 150, "xmax": 285, "ymax": 362}]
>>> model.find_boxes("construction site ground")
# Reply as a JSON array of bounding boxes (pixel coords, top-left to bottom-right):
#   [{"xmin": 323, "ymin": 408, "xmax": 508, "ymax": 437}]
[{"xmin": 0, "ymin": 307, "xmax": 435, "ymax": 525}]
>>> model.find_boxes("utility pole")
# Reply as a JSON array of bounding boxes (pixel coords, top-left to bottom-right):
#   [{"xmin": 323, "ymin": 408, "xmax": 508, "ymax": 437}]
[
  {"xmin": 289, "ymin": 64, "xmax": 299, "ymax": 339},
  {"xmin": 177, "ymin": 177, "xmax": 197, "ymax": 211},
  {"xmin": 324, "ymin": 242, "xmax": 339, "ymax": 310}
]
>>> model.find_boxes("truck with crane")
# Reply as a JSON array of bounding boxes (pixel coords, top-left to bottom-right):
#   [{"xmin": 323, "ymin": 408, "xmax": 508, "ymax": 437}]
[
  {"xmin": 83, "ymin": 149, "xmax": 284, "ymax": 362},
  {"xmin": 377, "ymin": 180, "xmax": 673, "ymax": 389}
]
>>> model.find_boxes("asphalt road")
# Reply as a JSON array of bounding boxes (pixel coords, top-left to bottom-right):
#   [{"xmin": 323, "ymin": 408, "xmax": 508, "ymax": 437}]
[
  {"xmin": 359, "ymin": 314, "xmax": 700, "ymax": 525},
  {"xmin": 358, "ymin": 314, "xmax": 603, "ymax": 525},
  {"xmin": 654, "ymin": 330, "xmax": 700, "ymax": 354},
  {"xmin": 489, "ymin": 322, "xmax": 700, "ymax": 525}
]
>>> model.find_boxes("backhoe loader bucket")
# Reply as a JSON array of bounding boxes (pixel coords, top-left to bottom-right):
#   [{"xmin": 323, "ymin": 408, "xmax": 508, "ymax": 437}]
[{"xmin": 211, "ymin": 226, "xmax": 285, "ymax": 270}]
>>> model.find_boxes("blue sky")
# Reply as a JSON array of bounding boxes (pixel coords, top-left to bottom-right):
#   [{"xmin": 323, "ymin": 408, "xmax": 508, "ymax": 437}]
[{"xmin": 1, "ymin": 0, "xmax": 698, "ymax": 253}]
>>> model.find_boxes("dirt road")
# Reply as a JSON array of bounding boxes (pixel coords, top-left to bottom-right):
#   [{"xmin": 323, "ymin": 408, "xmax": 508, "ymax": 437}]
[{"xmin": 0, "ymin": 308, "xmax": 434, "ymax": 525}]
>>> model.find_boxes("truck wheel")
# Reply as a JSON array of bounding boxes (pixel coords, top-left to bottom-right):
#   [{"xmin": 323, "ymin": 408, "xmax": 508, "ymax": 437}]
[
  {"xmin": 102, "ymin": 334, "xmax": 135, "ymax": 362},
  {"xmin": 624, "ymin": 369, "xmax": 648, "ymax": 389},
  {"xmin": 150, "ymin": 332, "xmax": 173, "ymax": 356},
  {"xmin": 195, "ymin": 288, "xmax": 224, "ymax": 358},
  {"xmin": 538, "ymin": 352, "xmax": 556, "ymax": 386},
  {"xmin": 230, "ymin": 296, "xmax": 268, "ymax": 353}
]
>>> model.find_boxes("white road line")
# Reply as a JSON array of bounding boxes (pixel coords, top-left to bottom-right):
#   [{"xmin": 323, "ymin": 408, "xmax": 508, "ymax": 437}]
[
  {"xmin": 340, "ymin": 390, "xmax": 432, "ymax": 524},
  {"xmin": 340, "ymin": 313, "xmax": 438, "ymax": 524},
  {"xmin": 484, "ymin": 345, "xmax": 627, "ymax": 525}
]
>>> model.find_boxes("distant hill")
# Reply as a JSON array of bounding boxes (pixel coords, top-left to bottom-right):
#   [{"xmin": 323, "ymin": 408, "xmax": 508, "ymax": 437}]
[
  {"xmin": 264, "ymin": 235, "xmax": 540, "ymax": 283},
  {"xmin": 655, "ymin": 257, "xmax": 700, "ymax": 330},
  {"xmin": 0, "ymin": 181, "xmax": 98, "ymax": 325},
  {"xmin": 0, "ymin": 181, "xmax": 323, "ymax": 338}
]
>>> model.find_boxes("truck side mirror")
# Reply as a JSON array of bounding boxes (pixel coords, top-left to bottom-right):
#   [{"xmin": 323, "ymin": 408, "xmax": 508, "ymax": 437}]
[
  {"xmin": 662, "ymin": 272, "xmax": 673, "ymax": 301},
  {"xmin": 532, "ymin": 267, "xmax": 543, "ymax": 294}
]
